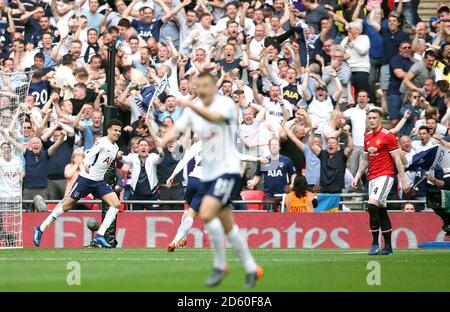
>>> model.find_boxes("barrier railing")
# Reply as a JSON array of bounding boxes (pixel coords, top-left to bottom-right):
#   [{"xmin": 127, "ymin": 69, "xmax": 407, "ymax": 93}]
[{"xmin": 21, "ymin": 193, "xmax": 426, "ymax": 212}]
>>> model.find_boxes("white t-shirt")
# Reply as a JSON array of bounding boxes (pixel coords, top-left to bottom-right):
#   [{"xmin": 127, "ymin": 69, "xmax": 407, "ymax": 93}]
[
  {"xmin": 0, "ymin": 156, "xmax": 23, "ymax": 198},
  {"xmin": 344, "ymin": 104, "xmax": 375, "ymax": 147},
  {"xmin": 263, "ymin": 97, "xmax": 292, "ymax": 125},
  {"xmin": 411, "ymin": 139, "xmax": 437, "ymax": 153},
  {"xmin": 175, "ymin": 95, "xmax": 241, "ymax": 181},
  {"xmin": 248, "ymin": 38, "xmax": 265, "ymax": 71},
  {"xmin": 81, "ymin": 136, "xmax": 119, "ymax": 181},
  {"xmin": 307, "ymin": 97, "xmax": 334, "ymax": 132}
]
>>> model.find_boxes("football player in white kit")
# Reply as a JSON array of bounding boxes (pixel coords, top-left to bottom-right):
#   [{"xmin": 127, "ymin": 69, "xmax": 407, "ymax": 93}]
[
  {"xmin": 33, "ymin": 120, "xmax": 124, "ymax": 248},
  {"xmin": 161, "ymin": 73, "xmax": 263, "ymax": 288},
  {"xmin": 166, "ymin": 139, "xmax": 267, "ymax": 252}
]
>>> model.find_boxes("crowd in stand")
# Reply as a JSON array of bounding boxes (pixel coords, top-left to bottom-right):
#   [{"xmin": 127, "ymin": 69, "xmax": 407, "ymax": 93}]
[{"xmin": 0, "ymin": 0, "xmax": 449, "ymax": 212}]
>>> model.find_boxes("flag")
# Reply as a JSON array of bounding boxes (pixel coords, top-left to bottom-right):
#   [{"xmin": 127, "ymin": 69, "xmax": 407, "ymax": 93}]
[
  {"xmin": 407, "ymin": 145, "xmax": 449, "ymax": 172},
  {"xmin": 129, "ymin": 73, "xmax": 169, "ymax": 116},
  {"xmin": 131, "ymin": 85, "xmax": 155, "ymax": 114},
  {"xmin": 315, "ymin": 194, "xmax": 340, "ymax": 212},
  {"xmin": 146, "ymin": 73, "xmax": 169, "ymax": 118}
]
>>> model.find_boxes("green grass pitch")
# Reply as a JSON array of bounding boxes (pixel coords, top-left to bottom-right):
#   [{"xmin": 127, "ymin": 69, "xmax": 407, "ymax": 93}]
[{"xmin": 0, "ymin": 248, "xmax": 449, "ymax": 291}]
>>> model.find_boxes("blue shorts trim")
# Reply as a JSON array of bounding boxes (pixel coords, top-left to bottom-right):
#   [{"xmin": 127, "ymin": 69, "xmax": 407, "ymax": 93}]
[
  {"xmin": 185, "ymin": 176, "xmax": 203, "ymax": 212},
  {"xmin": 201, "ymin": 174, "xmax": 241, "ymax": 206},
  {"xmin": 69, "ymin": 176, "xmax": 114, "ymax": 201}
]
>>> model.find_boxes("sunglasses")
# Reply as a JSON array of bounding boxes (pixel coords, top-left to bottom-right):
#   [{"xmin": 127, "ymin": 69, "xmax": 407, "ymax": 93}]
[
  {"xmin": 412, "ymin": 96, "xmax": 419, "ymax": 99},
  {"xmin": 23, "ymin": 126, "xmax": 32, "ymax": 129},
  {"xmin": 402, "ymin": 46, "xmax": 411, "ymax": 49}
]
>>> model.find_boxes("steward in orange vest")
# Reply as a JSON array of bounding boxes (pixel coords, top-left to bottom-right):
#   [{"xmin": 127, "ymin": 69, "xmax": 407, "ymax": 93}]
[{"xmin": 285, "ymin": 175, "xmax": 318, "ymax": 212}]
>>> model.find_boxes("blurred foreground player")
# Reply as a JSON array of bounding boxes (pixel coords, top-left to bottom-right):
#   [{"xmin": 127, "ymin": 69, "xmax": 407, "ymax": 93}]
[
  {"xmin": 166, "ymin": 139, "xmax": 267, "ymax": 251},
  {"xmin": 162, "ymin": 73, "xmax": 263, "ymax": 288},
  {"xmin": 352, "ymin": 109, "xmax": 410, "ymax": 255},
  {"xmin": 33, "ymin": 120, "xmax": 124, "ymax": 248}
]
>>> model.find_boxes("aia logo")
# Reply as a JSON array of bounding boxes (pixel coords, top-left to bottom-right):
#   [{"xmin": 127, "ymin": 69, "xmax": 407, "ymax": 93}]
[{"xmin": 102, "ymin": 157, "xmax": 113, "ymax": 165}]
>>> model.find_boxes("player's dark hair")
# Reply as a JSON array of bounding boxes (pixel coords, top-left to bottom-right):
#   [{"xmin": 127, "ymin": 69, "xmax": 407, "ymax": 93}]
[
  {"xmin": 368, "ymin": 108, "xmax": 383, "ymax": 117},
  {"xmin": 106, "ymin": 119, "xmax": 123, "ymax": 129},
  {"xmin": 418, "ymin": 125, "xmax": 430, "ymax": 133},
  {"xmin": 0, "ymin": 142, "xmax": 11, "ymax": 148},
  {"xmin": 292, "ymin": 175, "xmax": 308, "ymax": 198}
]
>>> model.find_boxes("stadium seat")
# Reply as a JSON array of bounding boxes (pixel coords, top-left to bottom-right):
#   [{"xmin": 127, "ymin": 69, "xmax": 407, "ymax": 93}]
[{"xmin": 240, "ymin": 190, "xmax": 265, "ymax": 210}]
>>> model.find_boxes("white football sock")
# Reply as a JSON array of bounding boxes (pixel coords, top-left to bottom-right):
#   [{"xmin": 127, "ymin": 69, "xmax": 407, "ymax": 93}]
[
  {"xmin": 205, "ymin": 218, "xmax": 227, "ymax": 270},
  {"xmin": 40, "ymin": 204, "xmax": 64, "ymax": 232},
  {"xmin": 97, "ymin": 207, "xmax": 119, "ymax": 236},
  {"xmin": 172, "ymin": 212, "xmax": 194, "ymax": 245},
  {"xmin": 227, "ymin": 224, "xmax": 257, "ymax": 273}
]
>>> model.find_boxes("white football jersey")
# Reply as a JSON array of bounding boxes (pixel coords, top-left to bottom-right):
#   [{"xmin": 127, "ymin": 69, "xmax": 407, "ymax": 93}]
[
  {"xmin": 81, "ymin": 136, "xmax": 119, "ymax": 181},
  {"xmin": 175, "ymin": 95, "xmax": 241, "ymax": 182},
  {"xmin": 0, "ymin": 155, "xmax": 23, "ymax": 198}
]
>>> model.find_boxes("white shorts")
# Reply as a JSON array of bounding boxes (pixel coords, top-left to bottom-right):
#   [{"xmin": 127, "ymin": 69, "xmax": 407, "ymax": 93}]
[{"xmin": 368, "ymin": 176, "xmax": 394, "ymax": 207}]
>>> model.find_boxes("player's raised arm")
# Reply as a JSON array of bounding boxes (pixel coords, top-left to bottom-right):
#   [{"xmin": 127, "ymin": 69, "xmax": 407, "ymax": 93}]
[
  {"xmin": 166, "ymin": 141, "xmax": 202, "ymax": 187},
  {"xmin": 177, "ymin": 98, "xmax": 227, "ymax": 123}
]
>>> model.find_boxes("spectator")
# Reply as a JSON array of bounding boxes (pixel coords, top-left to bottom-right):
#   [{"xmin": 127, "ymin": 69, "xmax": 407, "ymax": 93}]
[
  {"xmin": 0, "ymin": 142, "xmax": 24, "ymax": 201},
  {"xmin": 435, "ymin": 43, "xmax": 449, "ymax": 82},
  {"xmin": 340, "ymin": 20, "xmax": 370, "ymax": 95},
  {"xmin": 1, "ymin": 134, "xmax": 63, "ymax": 203},
  {"xmin": 42, "ymin": 123, "xmax": 76, "ymax": 200},
  {"xmin": 301, "ymin": 0, "xmax": 329, "ymax": 34},
  {"xmin": 377, "ymin": 13, "xmax": 409, "ymax": 97},
  {"xmin": 322, "ymin": 45, "xmax": 352, "ymax": 104},
  {"xmin": 119, "ymin": 138, "xmax": 163, "ymax": 210},
  {"xmin": 344, "ymin": 90, "xmax": 375, "ymax": 178},
  {"xmin": 282, "ymin": 123, "xmax": 321, "ymax": 190},
  {"xmin": 310, "ymin": 126, "xmax": 354, "ymax": 194},
  {"xmin": 398, "ymin": 91, "xmax": 421, "ymax": 136},
  {"xmin": 387, "ymin": 40, "xmax": 414, "ymax": 126},
  {"xmin": 412, "ymin": 126, "xmax": 438, "ymax": 152},
  {"xmin": 247, "ymin": 138, "xmax": 296, "ymax": 210},
  {"xmin": 284, "ymin": 175, "xmax": 317, "ymax": 213},
  {"xmin": 156, "ymin": 136, "xmax": 185, "ymax": 210},
  {"xmin": 435, "ymin": 80, "xmax": 449, "ymax": 119},
  {"xmin": 400, "ymin": 50, "xmax": 437, "ymax": 95},
  {"xmin": 402, "ymin": 201, "xmax": 416, "ymax": 212},
  {"xmin": 302, "ymin": 68, "xmax": 343, "ymax": 131}
]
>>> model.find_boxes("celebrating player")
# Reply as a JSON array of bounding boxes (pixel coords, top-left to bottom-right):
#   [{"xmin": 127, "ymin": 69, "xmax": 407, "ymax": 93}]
[
  {"xmin": 166, "ymin": 139, "xmax": 268, "ymax": 252},
  {"xmin": 161, "ymin": 72, "xmax": 263, "ymax": 288},
  {"xmin": 352, "ymin": 109, "xmax": 410, "ymax": 255},
  {"xmin": 33, "ymin": 120, "xmax": 124, "ymax": 248}
]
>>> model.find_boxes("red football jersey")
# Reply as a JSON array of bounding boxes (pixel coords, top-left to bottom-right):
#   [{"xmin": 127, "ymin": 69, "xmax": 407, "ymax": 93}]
[{"xmin": 364, "ymin": 128, "xmax": 399, "ymax": 181}]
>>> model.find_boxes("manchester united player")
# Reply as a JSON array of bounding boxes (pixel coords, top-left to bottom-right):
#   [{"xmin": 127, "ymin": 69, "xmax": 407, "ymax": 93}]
[{"xmin": 351, "ymin": 109, "xmax": 410, "ymax": 255}]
